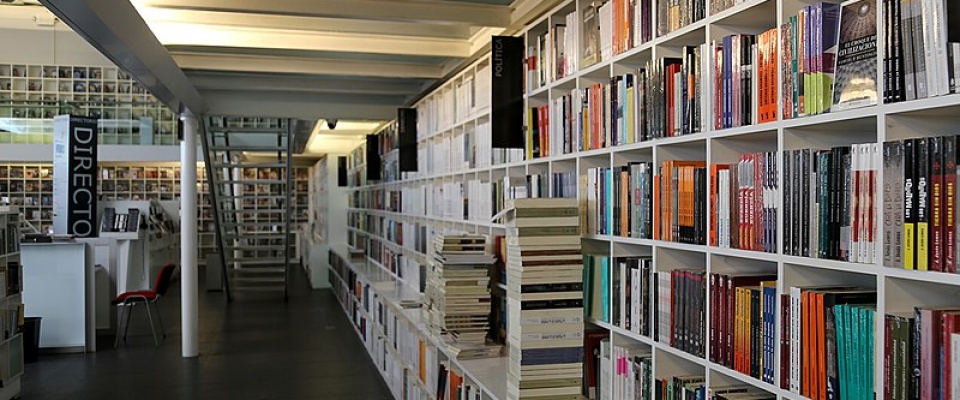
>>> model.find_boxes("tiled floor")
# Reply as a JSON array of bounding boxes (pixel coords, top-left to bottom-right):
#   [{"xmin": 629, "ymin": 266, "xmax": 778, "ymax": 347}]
[{"xmin": 22, "ymin": 267, "xmax": 391, "ymax": 400}]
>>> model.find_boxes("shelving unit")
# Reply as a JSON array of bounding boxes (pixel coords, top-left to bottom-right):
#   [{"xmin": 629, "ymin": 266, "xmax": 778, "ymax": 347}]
[
  {"xmin": 337, "ymin": 0, "xmax": 960, "ymax": 399},
  {"xmin": 0, "ymin": 162, "xmax": 310, "ymax": 267},
  {"xmin": 0, "ymin": 207, "xmax": 24, "ymax": 400},
  {"xmin": 328, "ymin": 245, "xmax": 506, "ymax": 400},
  {"xmin": 0, "ymin": 63, "xmax": 179, "ymax": 145}
]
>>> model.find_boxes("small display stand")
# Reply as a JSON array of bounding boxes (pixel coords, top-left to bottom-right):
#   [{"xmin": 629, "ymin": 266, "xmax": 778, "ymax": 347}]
[{"xmin": 99, "ymin": 200, "xmax": 178, "ymax": 294}]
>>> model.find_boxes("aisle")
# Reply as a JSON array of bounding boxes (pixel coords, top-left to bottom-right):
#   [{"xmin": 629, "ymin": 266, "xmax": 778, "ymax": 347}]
[{"xmin": 22, "ymin": 266, "xmax": 392, "ymax": 400}]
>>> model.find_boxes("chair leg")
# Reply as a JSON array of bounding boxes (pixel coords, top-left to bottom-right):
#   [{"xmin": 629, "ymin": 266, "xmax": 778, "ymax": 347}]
[
  {"xmin": 152, "ymin": 301, "xmax": 166, "ymax": 340},
  {"xmin": 114, "ymin": 305, "xmax": 126, "ymax": 349},
  {"xmin": 123, "ymin": 303, "xmax": 135, "ymax": 343},
  {"xmin": 144, "ymin": 299, "xmax": 160, "ymax": 347}
]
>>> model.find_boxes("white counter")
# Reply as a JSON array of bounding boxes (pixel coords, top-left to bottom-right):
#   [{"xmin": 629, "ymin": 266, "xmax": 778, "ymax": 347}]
[{"xmin": 21, "ymin": 242, "xmax": 95, "ymax": 352}]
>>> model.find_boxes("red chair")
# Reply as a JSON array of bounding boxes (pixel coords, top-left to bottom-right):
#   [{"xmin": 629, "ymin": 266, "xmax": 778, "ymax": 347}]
[{"xmin": 112, "ymin": 263, "xmax": 176, "ymax": 348}]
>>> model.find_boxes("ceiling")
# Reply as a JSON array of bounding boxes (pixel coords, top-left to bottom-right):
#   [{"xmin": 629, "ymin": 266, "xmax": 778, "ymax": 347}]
[{"xmin": 35, "ymin": 0, "xmax": 562, "ymax": 154}]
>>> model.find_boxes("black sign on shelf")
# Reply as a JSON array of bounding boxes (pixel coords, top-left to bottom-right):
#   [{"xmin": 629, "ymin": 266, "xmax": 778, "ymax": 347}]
[
  {"xmin": 491, "ymin": 35, "xmax": 525, "ymax": 149},
  {"xmin": 337, "ymin": 156, "xmax": 348, "ymax": 187},
  {"xmin": 398, "ymin": 108, "xmax": 418, "ymax": 172},
  {"xmin": 366, "ymin": 134, "xmax": 381, "ymax": 181}
]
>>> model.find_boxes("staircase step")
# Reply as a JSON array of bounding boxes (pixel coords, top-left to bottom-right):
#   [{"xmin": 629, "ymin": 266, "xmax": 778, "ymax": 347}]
[
  {"xmin": 209, "ymin": 127, "xmax": 288, "ymax": 134},
  {"xmin": 219, "ymin": 209, "xmax": 288, "ymax": 214},
  {"xmin": 233, "ymin": 285, "xmax": 286, "ymax": 292},
  {"xmin": 217, "ymin": 180, "xmax": 286, "ymax": 185},
  {"xmin": 217, "ymin": 195, "xmax": 288, "ymax": 200},
  {"xmin": 209, "ymin": 146, "xmax": 286, "ymax": 152},
  {"xmin": 231, "ymin": 275, "xmax": 286, "ymax": 283},
  {"xmin": 210, "ymin": 163, "xmax": 288, "ymax": 169},
  {"xmin": 230, "ymin": 267, "xmax": 286, "ymax": 274}
]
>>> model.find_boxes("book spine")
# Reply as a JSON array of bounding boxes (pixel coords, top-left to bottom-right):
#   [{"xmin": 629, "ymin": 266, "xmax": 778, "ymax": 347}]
[
  {"xmin": 918, "ymin": 138, "xmax": 931, "ymax": 271},
  {"xmin": 905, "ymin": 139, "xmax": 918, "ymax": 269},
  {"xmin": 946, "ymin": 136, "xmax": 957, "ymax": 273},
  {"xmin": 931, "ymin": 136, "xmax": 945, "ymax": 272}
]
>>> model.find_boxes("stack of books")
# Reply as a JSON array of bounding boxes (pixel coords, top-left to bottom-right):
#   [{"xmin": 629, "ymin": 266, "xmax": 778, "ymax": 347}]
[
  {"xmin": 425, "ymin": 234, "xmax": 496, "ymax": 346},
  {"xmin": 503, "ymin": 197, "xmax": 584, "ymax": 400}
]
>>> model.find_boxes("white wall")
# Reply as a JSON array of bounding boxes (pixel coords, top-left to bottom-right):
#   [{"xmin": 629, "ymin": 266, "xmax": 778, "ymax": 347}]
[
  {"xmin": 304, "ymin": 154, "xmax": 349, "ymax": 288},
  {"xmin": 0, "ymin": 6, "xmax": 113, "ymax": 67}
]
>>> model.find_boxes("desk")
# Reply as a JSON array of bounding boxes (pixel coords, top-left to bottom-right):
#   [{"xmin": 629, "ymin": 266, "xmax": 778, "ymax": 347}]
[{"xmin": 21, "ymin": 242, "xmax": 95, "ymax": 352}]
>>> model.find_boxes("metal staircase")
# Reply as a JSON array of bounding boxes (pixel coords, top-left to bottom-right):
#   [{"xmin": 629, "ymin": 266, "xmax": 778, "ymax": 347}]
[{"xmin": 200, "ymin": 117, "xmax": 297, "ymax": 301}]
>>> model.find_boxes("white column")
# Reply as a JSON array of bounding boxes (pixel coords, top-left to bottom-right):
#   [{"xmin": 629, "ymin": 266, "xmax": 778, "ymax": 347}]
[{"xmin": 180, "ymin": 114, "xmax": 199, "ymax": 358}]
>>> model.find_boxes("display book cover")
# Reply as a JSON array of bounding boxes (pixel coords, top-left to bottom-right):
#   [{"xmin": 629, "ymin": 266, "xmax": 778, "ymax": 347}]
[{"xmin": 832, "ymin": 0, "xmax": 879, "ymax": 111}]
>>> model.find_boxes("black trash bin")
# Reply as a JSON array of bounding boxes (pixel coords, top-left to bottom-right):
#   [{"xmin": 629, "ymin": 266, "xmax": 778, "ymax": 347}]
[{"xmin": 23, "ymin": 317, "xmax": 40, "ymax": 363}]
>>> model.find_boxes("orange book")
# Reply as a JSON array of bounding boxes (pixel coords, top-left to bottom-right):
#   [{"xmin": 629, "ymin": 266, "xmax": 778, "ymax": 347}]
[
  {"xmin": 449, "ymin": 370, "xmax": 462, "ymax": 400},
  {"xmin": 769, "ymin": 30, "xmax": 779, "ymax": 122},
  {"xmin": 419, "ymin": 340, "xmax": 426, "ymax": 382},
  {"xmin": 660, "ymin": 162, "xmax": 672, "ymax": 242},
  {"xmin": 815, "ymin": 291, "xmax": 826, "ymax": 400}
]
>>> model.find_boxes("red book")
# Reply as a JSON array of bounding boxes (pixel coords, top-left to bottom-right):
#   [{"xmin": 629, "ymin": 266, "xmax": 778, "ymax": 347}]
[
  {"xmin": 885, "ymin": 315, "xmax": 893, "ymax": 400},
  {"xmin": 930, "ymin": 137, "xmax": 944, "ymax": 271},
  {"xmin": 944, "ymin": 136, "xmax": 957, "ymax": 273},
  {"xmin": 941, "ymin": 312, "xmax": 960, "ymax": 400}
]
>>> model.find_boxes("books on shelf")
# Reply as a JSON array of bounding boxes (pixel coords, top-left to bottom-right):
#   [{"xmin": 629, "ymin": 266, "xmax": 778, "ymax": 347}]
[
  {"xmin": 833, "ymin": 0, "xmax": 879, "ymax": 111},
  {"xmin": 784, "ymin": 286, "xmax": 877, "ymax": 399},
  {"xmin": 884, "ymin": 136, "xmax": 960, "ymax": 272},
  {"xmin": 708, "ymin": 273, "xmax": 777, "ymax": 383},
  {"xmin": 657, "ymin": 0, "xmax": 705, "ymax": 36},
  {"xmin": 585, "ymin": 163, "xmax": 654, "ymax": 238},
  {"xmin": 713, "ymin": 29, "xmax": 779, "ymax": 130},
  {"xmin": 660, "ymin": 268, "xmax": 707, "ymax": 358},
  {"xmin": 710, "ymin": 152, "xmax": 779, "ymax": 253},
  {"xmin": 504, "ymin": 197, "xmax": 584, "ymax": 400},
  {"xmin": 780, "ymin": 2, "xmax": 842, "ymax": 118},
  {"xmin": 885, "ymin": 0, "xmax": 960, "ymax": 103},
  {"xmin": 426, "ymin": 234, "xmax": 497, "ymax": 348},
  {"xmin": 782, "ymin": 143, "xmax": 879, "ymax": 263},
  {"xmin": 656, "ymin": 160, "xmax": 707, "ymax": 245},
  {"xmin": 884, "ymin": 306, "xmax": 960, "ymax": 400}
]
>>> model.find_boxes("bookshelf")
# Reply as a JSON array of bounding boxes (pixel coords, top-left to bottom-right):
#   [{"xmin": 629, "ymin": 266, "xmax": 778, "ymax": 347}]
[
  {"xmin": 0, "ymin": 63, "xmax": 179, "ymax": 145},
  {"xmin": 0, "ymin": 162, "xmax": 310, "ymax": 267},
  {"xmin": 337, "ymin": 0, "xmax": 960, "ymax": 399},
  {"xmin": 0, "ymin": 207, "xmax": 23, "ymax": 400}
]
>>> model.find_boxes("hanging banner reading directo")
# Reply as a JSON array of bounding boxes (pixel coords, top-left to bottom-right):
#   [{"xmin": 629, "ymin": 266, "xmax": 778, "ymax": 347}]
[
  {"xmin": 491, "ymin": 35, "xmax": 524, "ymax": 149},
  {"xmin": 52, "ymin": 115, "xmax": 98, "ymax": 237}
]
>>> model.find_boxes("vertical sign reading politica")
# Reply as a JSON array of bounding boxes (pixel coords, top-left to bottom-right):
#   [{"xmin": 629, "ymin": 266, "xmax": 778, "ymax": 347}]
[
  {"xmin": 491, "ymin": 35, "xmax": 524, "ymax": 149},
  {"xmin": 53, "ymin": 115, "xmax": 98, "ymax": 237}
]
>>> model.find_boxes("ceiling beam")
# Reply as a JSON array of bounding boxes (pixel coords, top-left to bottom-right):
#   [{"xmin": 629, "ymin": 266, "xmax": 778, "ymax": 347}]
[
  {"xmin": 133, "ymin": 0, "xmax": 512, "ymax": 27},
  {"xmin": 201, "ymin": 90, "xmax": 402, "ymax": 121},
  {"xmin": 147, "ymin": 22, "xmax": 471, "ymax": 58},
  {"xmin": 187, "ymin": 72, "xmax": 427, "ymax": 96},
  {"xmin": 135, "ymin": 8, "xmax": 472, "ymax": 38},
  {"xmin": 173, "ymin": 53, "xmax": 445, "ymax": 79},
  {"xmin": 39, "ymin": 0, "xmax": 204, "ymax": 115}
]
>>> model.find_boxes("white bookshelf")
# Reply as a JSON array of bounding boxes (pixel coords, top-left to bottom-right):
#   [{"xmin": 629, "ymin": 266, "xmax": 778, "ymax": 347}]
[
  {"xmin": 337, "ymin": 0, "xmax": 960, "ymax": 398},
  {"xmin": 0, "ymin": 63, "xmax": 179, "ymax": 145}
]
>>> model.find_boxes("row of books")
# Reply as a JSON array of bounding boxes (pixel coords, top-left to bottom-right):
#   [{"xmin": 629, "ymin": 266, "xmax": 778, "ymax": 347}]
[
  {"xmin": 657, "ymin": 0, "xmax": 705, "ymax": 36},
  {"xmin": 710, "ymin": 152, "xmax": 779, "ymax": 253},
  {"xmin": 584, "ymin": 255, "xmax": 654, "ymax": 337},
  {"xmin": 884, "ymin": 0, "xmax": 960, "ymax": 104},
  {"xmin": 708, "ymin": 273, "xmax": 778, "ymax": 384},
  {"xmin": 781, "ymin": 143, "xmax": 880, "ymax": 264},
  {"xmin": 783, "ymin": 287, "xmax": 877, "ymax": 400},
  {"xmin": 585, "ymin": 163, "xmax": 654, "ymax": 238},
  {"xmin": 600, "ymin": 338, "xmax": 652, "ymax": 400},
  {"xmin": 660, "ymin": 269, "xmax": 707, "ymax": 358},
  {"xmin": 882, "ymin": 136, "xmax": 959, "ymax": 272},
  {"xmin": 883, "ymin": 306, "xmax": 960, "ymax": 400},
  {"xmin": 435, "ymin": 363, "xmax": 483, "ymax": 400},
  {"xmin": 712, "ymin": 30, "xmax": 780, "ymax": 130},
  {"xmin": 585, "ymin": 160, "xmax": 709, "ymax": 244}
]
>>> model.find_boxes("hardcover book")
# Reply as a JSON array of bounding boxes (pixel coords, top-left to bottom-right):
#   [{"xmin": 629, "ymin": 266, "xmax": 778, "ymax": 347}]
[{"xmin": 833, "ymin": 0, "xmax": 879, "ymax": 111}]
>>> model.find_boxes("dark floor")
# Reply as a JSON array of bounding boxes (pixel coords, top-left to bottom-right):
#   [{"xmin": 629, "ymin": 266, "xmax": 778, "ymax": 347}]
[{"xmin": 22, "ymin": 266, "xmax": 392, "ymax": 400}]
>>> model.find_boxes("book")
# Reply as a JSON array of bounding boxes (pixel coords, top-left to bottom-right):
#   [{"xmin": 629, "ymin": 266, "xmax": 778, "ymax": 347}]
[{"xmin": 833, "ymin": 0, "xmax": 879, "ymax": 110}]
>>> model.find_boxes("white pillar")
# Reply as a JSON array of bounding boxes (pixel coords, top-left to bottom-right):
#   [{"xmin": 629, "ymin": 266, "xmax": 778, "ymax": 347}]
[{"xmin": 180, "ymin": 114, "xmax": 199, "ymax": 358}]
